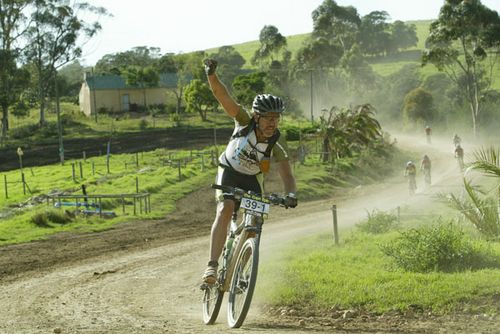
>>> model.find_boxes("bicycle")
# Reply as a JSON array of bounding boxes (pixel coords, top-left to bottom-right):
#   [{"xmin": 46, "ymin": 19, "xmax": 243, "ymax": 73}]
[
  {"xmin": 407, "ymin": 174, "xmax": 416, "ymax": 195},
  {"xmin": 201, "ymin": 184, "xmax": 288, "ymax": 328},
  {"xmin": 422, "ymin": 168, "xmax": 431, "ymax": 187}
]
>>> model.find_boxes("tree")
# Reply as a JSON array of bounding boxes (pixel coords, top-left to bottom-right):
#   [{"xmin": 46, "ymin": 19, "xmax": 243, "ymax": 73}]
[
  {"xmin": 251, "ymin": 25, "xmax": 287, "ymax": 68},
  {"xmin": 402, "ymin": 87, "xmax": 436, "ymax": 126},
  {"xmin": 0, "ymin": 50, "xmax": 30, "ymax": 141},
  {"xmin": 167, "ymin": 51, "xmax": 205, "ymax": 118},
  {"xmin": 58, "ymin": 60, "xmax": 85, "ymax": 97},
  {"xmin": 232, "ymin": 72, "xmax": 266, "ymax": 108},
  {"xmin": 358, "ymin": 11, "xmax": 391, "ymax": 56},
  {"xmin": 445, "ymin": 146, "xmax": 500, "ymax": 239},
  {"xmin": 389, "ymin": 20, "xmax": 418, "ymax": 53},
  {"xmin": 318, "ymin": 104, "xmax": 382, "ymax": 163},
  {"xmin": 0, "ymin": 0, "xmax": 31, "ymax": 141},
  {"xmin": 95, "ymin": 46, "xmax": 161, "ymax": 75},
  {"xmin": 24, "ymin": 0, "xmax": 109, "ymax": 126},
  {"xmin": 123, "ymin": 66, "xmax": 159, "ymax": 109},
  {"xmin": 422, "ymin": 0, "xmax": 500, "ymax": 137},
  {"xmin": 184, "ymin": 79, "xmax": 218, "ymax": 121},
  {"xmin": 208, "ymin": 45, "xmax": 245, "ymax": 86},
  {"xmin": 312, "ymin": 0, "xmax": 361, "ymax": 53}
]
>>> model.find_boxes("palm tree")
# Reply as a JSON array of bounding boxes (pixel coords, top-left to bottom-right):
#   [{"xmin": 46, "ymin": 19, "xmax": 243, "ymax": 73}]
[
  {"xmin": 318, "ymin": 104, "xmax": 382, "ymax": 163},
  {"xmin": 445, "ymin": 146, "xmax": 500, "ymax": 239}
]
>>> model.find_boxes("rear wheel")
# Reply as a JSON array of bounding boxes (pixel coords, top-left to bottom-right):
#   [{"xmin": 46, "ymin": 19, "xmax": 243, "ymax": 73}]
[{"xmin": 227, "ymin": 238, "xmax": 259, "ymax": 328}]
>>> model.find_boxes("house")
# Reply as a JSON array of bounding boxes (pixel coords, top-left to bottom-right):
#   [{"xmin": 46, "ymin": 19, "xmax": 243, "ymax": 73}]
[{"xmin": 79, "ymin": 72, "xmax": 181, "ymax": 116}]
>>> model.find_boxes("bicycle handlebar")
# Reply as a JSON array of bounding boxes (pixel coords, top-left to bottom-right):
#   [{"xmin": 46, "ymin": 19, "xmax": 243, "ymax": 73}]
[{"xmin": 211, "ymin": 184, "xmax": 287, "ymax": 207}]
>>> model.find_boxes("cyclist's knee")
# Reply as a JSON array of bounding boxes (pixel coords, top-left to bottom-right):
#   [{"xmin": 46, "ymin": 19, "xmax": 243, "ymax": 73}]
[{"xmin": 216, "ymin": 200, "xmax": 235, "ymax": 220}]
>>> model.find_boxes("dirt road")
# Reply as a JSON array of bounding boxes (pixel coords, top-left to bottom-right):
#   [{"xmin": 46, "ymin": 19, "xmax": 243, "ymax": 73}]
[{"xmin": 0, "ymin": 134, "xmax": 498, "ymax": 333}]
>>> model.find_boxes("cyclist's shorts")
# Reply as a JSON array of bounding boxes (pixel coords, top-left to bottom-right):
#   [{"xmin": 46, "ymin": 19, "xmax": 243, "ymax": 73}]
[{"xmin": 214, "ymin": 166, "xmax": 263, "ymax": 202}]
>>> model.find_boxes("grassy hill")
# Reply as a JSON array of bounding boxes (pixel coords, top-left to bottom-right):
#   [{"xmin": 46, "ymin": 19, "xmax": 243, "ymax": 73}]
[{"xmin": 208, "ymin": 20, "xmax": 500, "ymax": 91}]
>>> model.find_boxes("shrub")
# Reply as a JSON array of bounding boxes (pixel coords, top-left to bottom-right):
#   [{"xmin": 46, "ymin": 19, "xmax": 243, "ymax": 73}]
[
  {"xmin": 380, "ymin": 221, "xmax": 499, "ymax": 273},
  {"xmin": 139, "ymin": 119, "xmax": 148, "ymax": 131},
  {"xmin": 31, "ymin": 210, "xmax": 73, "ymax": 227},
  {"xmin": 46, "ymin": 210, "xmax": 72, "ymax": 225},
  {"xmin": 356, "ymin": 209, "xmax": 399, "ymax": 234},
  {"xmin": 31, "ymin": 212, "xmax": 51, "ymax": 227}
]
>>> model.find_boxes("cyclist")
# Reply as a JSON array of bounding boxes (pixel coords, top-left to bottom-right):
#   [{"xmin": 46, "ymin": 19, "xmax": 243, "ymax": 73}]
[
  {"xmin": 425, "ymin": 125, "xmax": 432, "ymax": 144},
  {"xmin": 453, "ymin": 134, "xmax": 461, "ymax": 147},
  {"xmin": 420, "ymin": 155, "xmax": 431, "ymax": 185},
  {"xmin": 202, "ymin": 58, "xmax": 297, "ymax": 284},
  {"xmin": 405, "ymin": 161, "xmax": 417, "ymax": 194},
  {"xmin": 455, "ymin": 144, "xmax": 464, "ymax": 170}
]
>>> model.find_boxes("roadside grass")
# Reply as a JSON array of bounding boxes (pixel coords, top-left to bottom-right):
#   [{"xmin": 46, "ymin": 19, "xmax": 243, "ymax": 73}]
[
  {"xmin": 259, "ymin": 203, "xmax": 500, "ymax": 316},
  {"xmin": 260, "ymin": 230, "xmax": 500, "ymax": 315},
  {"xmin": 0, "ymin": 129, "xmax": 401, "ymax": 246}
]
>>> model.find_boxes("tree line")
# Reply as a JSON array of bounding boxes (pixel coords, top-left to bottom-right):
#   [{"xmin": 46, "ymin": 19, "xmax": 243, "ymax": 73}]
[{"xmin": 1, "ymin": 0, "xmax": 500, "ymax": 143}]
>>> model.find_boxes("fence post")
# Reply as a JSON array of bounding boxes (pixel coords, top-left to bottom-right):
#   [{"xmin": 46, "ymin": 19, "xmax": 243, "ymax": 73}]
[
  {"xmin": 83, "ymin": 151, "xmax": 86, "ymax": 162},
  {"xmin": 92, "ymin": 161, "xmax": 95, "ymax": 175},
  {"xmin": 22, "ymin": 172, "xmax": 26, "ymax": 195},
  {"xmin": 136, "ymin": 176, "xmax": 139, "ymax": 193},
  {"xmin": 79, "ymin": 161, "xmax": 83, "ymax": 179},
  {"xmin": 331, "ymin": 204, "xmax": 339, "ymax": 245},
  {"xmin": 3, "ymin": 175, "xmax": 7, "ymax": 199},
  {"xmin": 106, "ymin": 141, "xmax": 111, "ymax": 174},
  {"xmin": 135, "ymin": 152, "xmax": 139, "ymax": 168},
  {"xmin": 71, "ymin": 163, "xmax": 76, "ymax": 182},
  {"xmin": 178, "ymin": 160, "xmax": 182, "ymax": 181}
]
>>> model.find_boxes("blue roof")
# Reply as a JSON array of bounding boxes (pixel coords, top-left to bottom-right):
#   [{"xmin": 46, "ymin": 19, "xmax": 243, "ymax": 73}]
[{"xmin": 86, "ymin": 73, "xmax": 184, "ymax": 90}]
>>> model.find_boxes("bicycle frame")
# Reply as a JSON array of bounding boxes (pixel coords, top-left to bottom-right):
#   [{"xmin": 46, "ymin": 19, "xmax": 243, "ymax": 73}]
[{"xmin": 220, "ymin": 211, "xmax": 263, "ymax": 292}]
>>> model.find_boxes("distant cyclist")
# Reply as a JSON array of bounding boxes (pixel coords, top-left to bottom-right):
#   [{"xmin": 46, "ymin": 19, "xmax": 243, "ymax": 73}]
[
  {"xmin": 405, "ymin": 161, "xmax": 417, "ymax": 195},
  {"xmin": 425, "ymin": 125, "xmax": 432, "ymax": 144},
  {"xmin": 453, "ymin": 134, "xmax": 461, "ymax": 147},
  {"xmin": 454, "ymin": 144, "xmax": 464, "ymax": 170},
  {"xmin": 420, "ymin": 155, "xmax": 431, "ymax": 186}
]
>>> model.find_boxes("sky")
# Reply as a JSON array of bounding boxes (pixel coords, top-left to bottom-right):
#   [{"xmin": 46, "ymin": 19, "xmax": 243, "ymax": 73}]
[{"xmin": 79, "ymin": 0, "xmax": 500, "ymax": 66}]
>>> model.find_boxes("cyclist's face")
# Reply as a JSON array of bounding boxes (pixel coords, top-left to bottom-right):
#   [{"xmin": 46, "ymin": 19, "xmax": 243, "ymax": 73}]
[{"xmin": 256, "ymin": 112, "xmax": 281, "ymax": 138}]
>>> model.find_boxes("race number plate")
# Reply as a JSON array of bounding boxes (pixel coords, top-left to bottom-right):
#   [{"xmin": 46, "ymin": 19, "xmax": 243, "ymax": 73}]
[{"xmin": 240, "ymin": 195, "xmax": 270, "ymax": 214}]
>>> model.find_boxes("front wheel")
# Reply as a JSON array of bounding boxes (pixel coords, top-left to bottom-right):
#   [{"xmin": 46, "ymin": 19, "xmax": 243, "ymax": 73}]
[
  {"xmin": 202, "ymin": 282, "xmax": 224, "ymax": 324},
  {"xmin": 227, "ymin": 238, "xmax": 259, "ymax": 328}
]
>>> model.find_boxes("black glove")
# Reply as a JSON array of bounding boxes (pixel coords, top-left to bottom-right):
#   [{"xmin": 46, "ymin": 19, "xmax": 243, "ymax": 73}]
[
  {"xmin": 284, "ymin": 193, "xmax": 297, "ymax": 208},
  {"xmin": 203, "ymin": 58, "xmax": 217, "ymax": 76}
]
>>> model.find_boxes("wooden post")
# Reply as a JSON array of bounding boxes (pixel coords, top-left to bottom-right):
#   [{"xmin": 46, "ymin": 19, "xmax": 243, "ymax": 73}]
[
  {"xmin": 99, "ymin": 197, "xmax": 102, "ymax": 218},
  {"xmin": 106, "ymin": 141, "xmax": 111, "ymax": 174},
  {"xmin": 135, "ymin": 152, "xmax": 139, "ymax": 168},
  {"xmin": 83, "ymin": 151, "xmax": 86, "ymax": 162},
  {"xmin": 178, "ymin": 160, "xmax": 182, "ymax": 181},
  {"xmin": 331, "ymin": 204, "xmax": 339, "ymax": 245},
  {"xmin": 133, "ymin": 197, "xmax": 137, "ymax": 215},
  {"xmin": 122, "ymin": 196, "xmax": 125, "ymax": 214},
  {"xmin": 79, "ymin": 161, "xmax": 83, "ymax": 179},
  {"xmin": 92, "ymin": 161, "xmax": 95, "ymax": 175},
  {"xmin": 71, "ymin": 163, "xmax": 76, "ymax": 182},
  {"xmin": 21, "ymin": 173, "xmax": 26, "ymax": 195},
  {"xmin": 135, "ymin": 176, "xmax": 139, "ymax": 193},
  {"xmin": 3, "ymin": 175, "xmax": 8, "ymax": 199}
]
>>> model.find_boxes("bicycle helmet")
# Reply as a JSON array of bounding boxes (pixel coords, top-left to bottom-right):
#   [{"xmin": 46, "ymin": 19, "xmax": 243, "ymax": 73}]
[
  {"xmin": 252, "ymin": 94, "xmax": 285, "ymax": 114},
  {"xmin": 407, "ymin": 161, "xmax": 414, "ymax": 166}
]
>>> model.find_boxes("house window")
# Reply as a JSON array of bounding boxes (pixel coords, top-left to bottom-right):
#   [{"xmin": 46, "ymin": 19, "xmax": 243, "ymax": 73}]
[{"xmin": 122, "ymin": 94, "xmax": 130, "ymax": 112}]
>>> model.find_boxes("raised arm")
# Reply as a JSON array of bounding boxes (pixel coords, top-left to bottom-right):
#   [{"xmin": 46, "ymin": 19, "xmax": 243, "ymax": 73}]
[{"xmin": 204, "ymin": 59, "xmax": 240, "ymax": 118}]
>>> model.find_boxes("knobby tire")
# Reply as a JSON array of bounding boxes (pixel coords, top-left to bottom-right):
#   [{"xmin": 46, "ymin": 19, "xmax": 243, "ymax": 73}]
[{"xmin": 227, "ymin": 237, "xmax": 259, "ymax": 328}]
